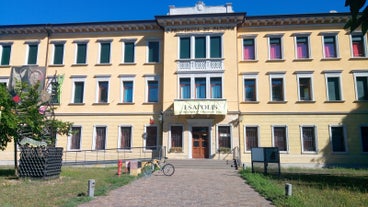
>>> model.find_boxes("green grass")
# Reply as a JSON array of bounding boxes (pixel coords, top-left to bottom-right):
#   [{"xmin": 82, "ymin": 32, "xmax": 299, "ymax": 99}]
[
  {"xmin": 0, "ymin": 166, "xmax": 136, "ymax": 207},
  {"xmin": 240, "ymin": 167, "xmax": 368, "ymax": 207}
]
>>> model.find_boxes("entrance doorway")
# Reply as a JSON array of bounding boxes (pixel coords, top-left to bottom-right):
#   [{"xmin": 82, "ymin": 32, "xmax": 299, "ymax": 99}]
[{"xmin": 192, "ymin": 127, "xmax": 209, "ymax": 158}]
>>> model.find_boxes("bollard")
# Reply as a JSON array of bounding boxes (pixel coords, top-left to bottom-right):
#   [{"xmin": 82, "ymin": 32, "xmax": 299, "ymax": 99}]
[
  {"xmin": 88, "ymin": 179, "xmax": 95, "ymax": 197},
  {"xmin": 285, "ymin": 183, "xmax": 292, "ymax": 197},
  {"xmin": 117, "ymin": 160, "xmax": 123, "ymax": 176}
]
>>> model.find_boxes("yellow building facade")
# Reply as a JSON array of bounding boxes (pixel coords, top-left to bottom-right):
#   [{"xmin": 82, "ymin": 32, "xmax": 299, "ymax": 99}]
[{"xmin": 0, "ymin": 2, "xmax": 367, "ymax": 167}]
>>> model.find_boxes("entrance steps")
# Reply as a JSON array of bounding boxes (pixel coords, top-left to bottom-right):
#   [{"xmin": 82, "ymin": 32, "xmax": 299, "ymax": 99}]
[{"xmin": 167, "ymin": 159, "xmax": 236, "ymax": 169}]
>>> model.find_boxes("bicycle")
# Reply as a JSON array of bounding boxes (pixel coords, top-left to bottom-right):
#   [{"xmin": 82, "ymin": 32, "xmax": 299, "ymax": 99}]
[{"xmin": 141, "ymin": 157, "xmax": 175, "ymax": 176}]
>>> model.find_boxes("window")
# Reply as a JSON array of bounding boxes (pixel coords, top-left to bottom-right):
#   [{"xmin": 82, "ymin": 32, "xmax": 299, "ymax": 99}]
[
  {"xmin": 353, "ymin": 72, "xmax": 368, "ymax": 101},
  {"xmin": 71, "ymin": 76, "xmax": 86, "ymax": 104},
  {"xmin": 94, "ymin": 126, "xmax": 107, "ymax": 150},
  {"xmin": 75, "ymin": 42, "xmax": 87, "ymax": 64},
  {"xmin": 180, "ymin": 78, "xmax": 191, "ymax": 99},
  {"xmin": 0, "ymin": 77, "xmax": 9, "ymax": 87},
  {"xmin": 122, "ymin": 41, "xmax": 135, "ymax": 63},
  {"xmin": 123, "ymin": 81, "xmax": 133, "ymax": 103},
  {"xmin": 272, "ymin": 126, "xmax": 288, "ymax": 152},
  {"xmin": 195, "ymin": 78, "xmax": 206, "ymax": 99},
  {"xmin": 179, "ymin": 35, "xmax": 222, "ymax": 59},
  {"xmin": 210, "ymin": 77, "xmax": 222, "ymax": 98},
  {"xmin": 330, "ymin": 126, "xmax": 346, "ymax": 152},
  {"xmin": 295, "ymin": 36, "xmax": 310, "ymax": 59},
  {"xmin": 268, "ymin": 36, "xmax": 283, "ymax": 60},
  {"xmin": 27, "ymin": 44, "xmax": 38, "ymax": 65},
  {"xmin": 218, "ymin": 126, "xmax": 231, "ymax": 150},
  {"xmin": 147, "ymin": 79, "xmax": 159, "ymax": 103},
  {"xmin": 325, "ymin": 72, "xmax": 342, "ymax": 101},
  {"xmin": 99, "ymin": 41, "xmax": 111, "ymax": 64},
  {"xmin": 351, "ymin": 34, "xmax": 367, "ymax": 58},
  {"xmin": 243, "ymin": 38, "xmax": 256, "ymax": 60},
  {"xmin": 170, "ymin": 126, "xmax": 183, "ymax": 149},
  {"xmin": 323, "ymin": 35, "xmax": 338, "ymax": 58},
  {"xmin": 296, "ymin": 73, "xmax": 313, "ymax": 101},
  {"xmin": 145, "ymin": 126, "xmax": 157, "ymax": 150},
  {"xmin": 47, "ymin": 76, "xmax": 63, "ymax": 104},
  {"xmin": 97, "ymin": 81, "xmax": 109, "ymax": 103},
  {"xmin": 361, "ymin": 126, "xmax": 368, "ymax": 152},
  {"xmin": 69, "ymin": 126, "xmax": 81, "ymax": 150},
  {"xmin": 148, "ymin": 41, "xmax": 159, "ymax": 63},
  {"xmin": 301, "ymin": 126, "xmax": 317, "ymax": 152},
  {"xmin": 0, "ymin": 43, "xmax": 11, "ymax": 66},
  {"xmin": 245, "ymin": 126, "xmax": 258, "ymax": 151},
  {"xmin": 270, "ymin": 74, "xmax": 285, "ymax": 101},
  {"xmin": 52, "ymin": 43, "xmax": 64, "ymax": 65},
  {"xmin": 243, "ymin": 74, "xmax": 257, "ymax": 102},
  {"xmin": 119, "ymin": 126, "xmax": 132, "ymax": 150}
]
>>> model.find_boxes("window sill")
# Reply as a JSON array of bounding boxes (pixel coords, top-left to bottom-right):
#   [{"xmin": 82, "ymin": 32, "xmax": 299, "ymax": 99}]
[
  {"xmin": 349, "ymin": 57, "xmax": 368, "ymax": 60},
  {"xmin": 95, "ymin": 63, "xmax": 112, "ymax": 66},
  {"xmin": 296, "ymin": 100, "xmax": 316, "ymax": 103},
  {"xmin": 92, "ymin": 102, "xmax": 110, "ymax": 105},
  {"xmin": 119, "ymin": 63, "xmax": 136, "ymax": 66},
  {"xmin": 321, "ymin": 58, "xmax": 341, "ymax": 61},
  {"xmin": 143, "ymin": 102, "xmax": 159, "ymax": 104},
  {"xmin": 144, "ymin": 62, "xmax": 161, "ymax": 65},
  {"xmin": 301, "ymin": 151, "xmax": 318, "ymax": 155},
  {"xmin": 266, "ymin": 59, "xmax": 285, "ymax": 62},
  {"xmin": 240, "ymin": 60, "xmax": 258, "ymax": 63},
  {"xmin": 66, "ymin": 149, "xmax": 82, "ymax": 152},
  {"xmin": 241, "ymin": 101, "xmax": 259, "ymax": 104},
  {"xmin": 117, "ymin": 149, "xmax": 133, "ymax": 152},
  {"xmin": 68, "ymin": 103, "xmax": 85, "ymax": 106},
  {"xmin": 293, "ymin": 58, "xmax": 313, "ymax": 62},
  {"xmin": 48, "ymin": 64, "xmax": 65, "ymax": 67},
  {"xmin": 0, "ymin": 65, "xmax": 11, "ymax": 68},
  {"xmin": 324, "ymin": 100, "xmax": 345, "ymax": 103},
  {"xmin": 72, "ymin": 64, "xmax": 88, "ymax": 67},
  {"xmin": 353, "ymin": 100, "xmax": 368, "ymax": 103},
  {"xmin": 268, "ymin": 101, "xmax": 288, "ymax": 104},
  {"xmin": 118, "ymin": 102, "xmax": 135, "ymax": 105}
]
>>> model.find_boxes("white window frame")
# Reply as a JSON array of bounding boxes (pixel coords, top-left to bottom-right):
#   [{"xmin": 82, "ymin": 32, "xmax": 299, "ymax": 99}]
[
  {"xmin": 50, "ymin": 40, "xmax": 66, "ymax": 65},
  {"xmin": 73, "ymin": 40, "xmax": 89, "ymax": 65},
  {"xmin": 293, "ymin": 33, "xmax": 311, "ymax": 59},
  {"xmin": 177, "ymin": 33, "xmax": 224, "ymax": 59},
  {"xmin": 92, "ymin": 125, "xmax": 108, "ymax": 150},
  {"xmin": 349, "ymin": 32, "xmax": 368, "ymax": 58},
  {"xmin": 25, "ymin": 40, "xmax": 40, "ymax": 65},
  {"xmin": 146, "ymin": 39, "xmax": 160, "ymax": 63},
  {"xmin": 119, "ymin": 75, "xmax": 135, "ymax": 103},
  {"xmin": 271, "ymin": 125, "xmax": 289, "ymax": 153},
  {"xmin": 67, "ymin": 125, "xmax": 82, "ymax": 151},
  {"xmin": 177, "ymin": 74, "xmax": 224, "ymax": 99},
  {"xmin": 145, "ymin": 75, "xmax": 160, "ymax": 103},
  {"xmin": 296, "ymin": 72, "xmax": 314, "ymax": 101},
  {"xmin": 269, "ymin": 73, "xmax": 286, "ymax": 102},
  {"xmin": 70, "ymin": 76, "xmax": 86, "ymax": 104},
  {"xmin": 352, "ymin": 70, "xmax": 368, "ymax": 101},
  {"xmin": 117, "ymin": 125, "xmax": 133, "ymax": 151},
  {"xmin": 0, "ymin": 77, "xmax": 9, "ymax": 87},
  {"xmin": 169, "ymin": 124, "xmax": 184, "ymax": 151},
  {"xmin": 324, "ymin": 71, "xmax": 343, "ymax": 101},
  {"xmin": 94, "ymin": 75, "xmax": 111, "ymax": 104},
  {"xmin": 242, "ymin": 73, "xmax": 258, "ymax": 102},
  {"xmin": 321, "ymin": 32, "xmax": 340, "ymax": 59},
  {"xmin": 329, "ymin": 124, "xmax": 348, "ymax": 153},
  {"xmin": 241, "ymin": 35, "xmax": 258, "ymax": 61},
  {"xmin": 300, "ymin": 125, "xmax": 318, "ymax": 154},
  {"xmin": 120, "ymin": 39, "xmax": 136, "ymax": 64},
  {"xmin": 0, "ymin": 42, "xmax": 12, "ymax": 66},
  {"xmin": 97, "ymin": 39, "xmax": 112, "ymax": 64},
  {"xmin": 244, "ymin": 125, "xmax": 260, "ymax": 152},
  {"xmin": 266, "ymin": 34, "xmax": 284, "ymax": 60}
]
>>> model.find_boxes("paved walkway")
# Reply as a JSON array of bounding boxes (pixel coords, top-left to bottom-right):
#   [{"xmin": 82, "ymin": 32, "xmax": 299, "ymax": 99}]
[{"xmin": 79, "ymin": 168, "xmax": 274, "ymax": 207}]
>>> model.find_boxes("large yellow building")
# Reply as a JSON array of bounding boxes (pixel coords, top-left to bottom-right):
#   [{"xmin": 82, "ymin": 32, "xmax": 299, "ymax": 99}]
[{"xmin": 0, "ymin": 2, "xmax": 367, "ymax": 167}]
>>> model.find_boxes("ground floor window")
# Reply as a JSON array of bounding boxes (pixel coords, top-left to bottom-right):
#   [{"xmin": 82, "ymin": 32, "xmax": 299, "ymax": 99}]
[
  {"xmin": 94, "ymin": 126, "xmax": 106, "ymax": 150},
  {"xmin": 218, "ymin": 126, "xmax": 231, "ymax": 152},
  {"xmin": 69, "ymin": 126, "xmax": 81, "ymax": 150},
  {"xmin": 170, "ymin": 126, "xmax": 183, "ymax": 152},
  {"xmin": 301, "ymin": 126, "xmax": 317, "ymax": 152},
  {"xmin": 330, "ymin": 126, "xmax": 346, "ymax": 152},
  {"xmin": 272, "ymin": 126, "xmax": 288, "ymax": 151},
  {"xmin": 245, "ymin": 126, "xmax": 258, "ymax": 151},
  {"xmin": 361, "ymin": 126, "xmax": 368, "ymax": 152},
  {"xmin": 145, "ymin": 126, "xmax": 157, "ymax": 150},
  {"xmin": 119, "ymin": 126, "xmax": 132, "ymax": 150}
]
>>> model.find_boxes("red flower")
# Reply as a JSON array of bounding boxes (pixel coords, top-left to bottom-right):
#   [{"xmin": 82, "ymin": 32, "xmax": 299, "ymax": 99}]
[{"xmin": 12, "ymin": 95, "xmax": 20, "ymax": 103}]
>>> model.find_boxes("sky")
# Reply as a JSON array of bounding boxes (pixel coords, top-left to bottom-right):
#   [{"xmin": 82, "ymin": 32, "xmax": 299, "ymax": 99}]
[{"xmin": 0, "ymin": 0, "xmax": 361, "ymax": 26}]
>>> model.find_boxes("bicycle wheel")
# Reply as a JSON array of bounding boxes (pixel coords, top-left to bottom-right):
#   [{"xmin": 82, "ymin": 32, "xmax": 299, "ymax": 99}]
[
  {"xmin": 141, "ymin": 162, "xmax": 154, "ymax": 176},
  {"xmin": 162, "ymin": 163, "xmax": 175, "ymax": 176}
]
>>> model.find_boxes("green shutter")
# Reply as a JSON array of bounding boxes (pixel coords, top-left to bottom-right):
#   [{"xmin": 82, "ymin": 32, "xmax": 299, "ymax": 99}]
[
  {"xmin": 1, "ymin": 45, "xmax": 11, "ymax": 65},
  {"xmin": 195, "ymin": 37, "xmax": 206, "ymax": 58},
  {"xmin": 77, "ymin": 43, "xmax": 87, "ymax": 64},
  {"xmin": 210, "ymin": 36, "xmax": 221, "ymax": 58},
  {"xmin": 53, "ymin": 44, "xmax": 64, "ymax": 64},
  {"xmin": 74, "ymin": 82, "xmax": 84, "ymax": 103},
  {"xmin": 180, "ymin": 37, "xmax": 190, "ymax": 59},
  {"xmin": 28, "ymin": 45, "xmax": 38, "ymax": 64},
  {"xmin": 148, "ymin": 41, "xmax": 159, "ymax": 62},
  {"xmin": 100, "ymin": 43, "xmax": 110, "ymax": 63},
  {"xmin": 124, "ymin": 42, "xmax": 134, "ymax": 63}
]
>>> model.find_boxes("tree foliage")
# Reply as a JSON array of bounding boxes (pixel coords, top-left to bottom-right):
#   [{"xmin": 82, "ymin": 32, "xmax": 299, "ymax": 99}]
[
  {"xmin": 0, "ymin": 85, "xmax": 18, "ymax": 150},
  {"xmin": 345, "ymin": 0, "xmax": 368, "ymax": 34}
]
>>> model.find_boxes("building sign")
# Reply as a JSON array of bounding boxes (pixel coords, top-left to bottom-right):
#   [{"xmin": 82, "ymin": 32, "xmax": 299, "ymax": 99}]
[{"xmin": 174, "ymin": 100, "xmax": 227, "ymax": 115}]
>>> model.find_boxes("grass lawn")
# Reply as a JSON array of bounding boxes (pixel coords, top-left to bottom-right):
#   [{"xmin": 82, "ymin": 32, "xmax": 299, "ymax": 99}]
[
  {"xmin": 240, "ymin": 167, "xmax": 368, "ymax": 207},
  {"xmin": 0, "ymin": 166, "xmax": 136, "ymax": 207}
]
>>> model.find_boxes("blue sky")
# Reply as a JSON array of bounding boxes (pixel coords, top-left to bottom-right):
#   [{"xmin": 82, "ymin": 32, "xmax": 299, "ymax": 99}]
[{"xmin": 0, "ymin": 0, "xmax": 357, "ymax": 26}]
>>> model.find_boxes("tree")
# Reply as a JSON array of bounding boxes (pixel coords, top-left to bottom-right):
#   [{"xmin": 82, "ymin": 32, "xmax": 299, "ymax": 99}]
[
  {"xmin": 345, "ymin": 0, "xmax": 368, "ymax": 34},
  {"xmin": 0, "ymin": 85, "xmax": 17, "ymax": 150}
]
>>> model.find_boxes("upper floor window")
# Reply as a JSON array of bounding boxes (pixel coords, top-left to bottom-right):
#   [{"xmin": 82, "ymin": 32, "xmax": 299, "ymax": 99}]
[
  {"xmin": 74, "ymin": 41, "xmax": 88, "ymax": 64},
  {"xmin": 146, "ymin": 76, "xmax": 159, "ymax": 103},
  {"xmin": 294, "ymin": 35, "xmax": 310, "ymax": 59},
  {"xmin": 296, "ymin": 72, "xmax": 314, "ymax": 101},
  {"xmin": 243, "ymin": 38, "xmax": 256, "ymax": 61},
  {"xmin": 0, "ymin": 77, "xmax": 9, "ymax": 87},
  {"xmin": 0, "ymin": 43, "xmax": 12, "ymax": 66},
  {"xmin": 350, "ymin": 34, "xmax": 367, "ymax": 58},
  {"xmin": 52, "ymin": 41, "xmax": 65, "ymax": 65},
  {"xmin": 324, "ymin": 72, "xmax": 343, "ymax": 101},
  {"xmin": 322, "ymin": 34, "xmax": 339, "ymax": 58},
  {"xmin": 268, "ymin": 35, "xmax": 283, "ymax": 60},
  {"xmin": 120, "ymin": 75, "xmax": 135, "ymax": 103},
  {"xmin": 26, "ymin": 41, "xmax": 39, "ymax": 65},
  {"xmin": 121, "ymin": 39, "xmax": 135, "ymax": 63},
  {"xmin": 179, "ymin": 34, "xmax": 222, "ymax": 59},
  {"xmin": 98, "ymin": 40, "xmax": 112, "ymax": 64},
  {"xmin": 147, "ymin": 41, "xmax": 160, "ymax": 63},
  {"xmin": 71, "ymin": 76, "xmax": 86, "ymax": 104},
  {"xmin": 269, "ymin": 73, "xmax": 286, "ymax": 102},
  {"xmin": 243, "ymin": 73, "xmax": 258, "ymax": 102},
  {"xmin": 47, "ymin": 75, "xmax": 63, "ymax": 104},
  {"xmin": 210, "ymin": 77, "xmax": 222, "ymax": 98},
  {"xmin": 180, "ymin": 78, "xmax": 191, "ymax": 99},
  {"xmin": 178, "ymin": 75, "xmax": 223, "ymax": 99},
  {"xmin": 352, "ymin": 71, "xmax": 368, "ymax": 101},
  {"xmin": 95, "ymin": 76, "xmax": 110, "ymax": 104}
]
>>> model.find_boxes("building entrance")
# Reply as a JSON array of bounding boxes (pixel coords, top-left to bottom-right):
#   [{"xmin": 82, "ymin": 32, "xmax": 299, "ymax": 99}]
[{"xmin": 192, "ymin": 127, "xmax": 209, "ymax": 158}]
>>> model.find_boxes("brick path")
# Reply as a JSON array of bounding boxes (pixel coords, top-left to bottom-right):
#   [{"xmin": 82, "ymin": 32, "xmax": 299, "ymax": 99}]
[{"xmin": 79, "ymin": 167, "xmax": 274, "ymax": 207}]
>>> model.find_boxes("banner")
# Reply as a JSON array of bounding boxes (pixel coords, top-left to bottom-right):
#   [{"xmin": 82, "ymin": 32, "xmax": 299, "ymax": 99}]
[
  {"xmin": 9, "ymin": 66, "xmax": 46, "ymax": 94},
  {"xmin": 174, "ymin": 100, "xmax": 227, "ymax": 115}
]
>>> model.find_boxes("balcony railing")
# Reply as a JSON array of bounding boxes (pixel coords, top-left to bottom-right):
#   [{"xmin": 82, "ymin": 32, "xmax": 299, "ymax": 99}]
[{"xmin": 177, "ymin": 59, "xmax": 224, "ymax": 72}]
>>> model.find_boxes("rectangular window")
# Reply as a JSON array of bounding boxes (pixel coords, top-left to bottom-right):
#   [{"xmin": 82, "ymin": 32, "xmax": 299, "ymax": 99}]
[
  {"xmin": 98, "ymin": 81, "xmax": 109, "ymax": 103},
  {"xmin": 244, "ymin": 79, "xmax": 256, "ymax": 101},
  {"xmin": 243, "ymin": 38, "xmax": 255, "ymax": 60},
  {"xmin": 218, "ymin": 126, "xmax": 231, "ymax": 149},
  {"xmin": 70, "ymin": 127, "xmax": 81, "ymax": 150},
  {"xmin": 195, "ymin": 78, "xmax": 206, "ymax": 99},
  {"xmin": 330, "ymin": 126, "xmax": 346, "ymax": 152},
  {"xmin": 180, "ymin": 78, "xmax": 191, "ymax": 99},
  {"xmin": 210, "ymin": 77, "xmax": 222, "ymax": 98},
  {"xmin": 210, "ymin": 36, "xmax": 221, "ymax": 58},
  {"xmin": 124, "ymin": 42, "xmax": 135, "ymax": 63},
  {"xmin": 180, "ymin": 37, "xmax": 190, "ymax": 59},
  {"xmin": 271, "ymin": 78, "xmax": 284, "ymax": 101},
  {"xmin": 146, "ymin": 126, "xmax": 157, "ymax": 150},
  {"xmin": 50, "ymin": 79, "xmax": 60, "ymax": 104},
  {"xmin": 120, "ymin": 126, "xmax": 132, "ymax": 150},
  {"xmin": 245, "ymin": 126, "xmax": 258, "ymax": 151},
  {"xmin": 0, "ymin": 44, "xmax": 11, "ymax": 65},
  {"xmin": 123, "ymin": 81, "xmax": 133, "ymax": 103},
  {"xmin": 171, "ymin": 126, "xmax": 183, "ymax": 148},
  {"xmin": 95, "ymin": 127, "xmax": 106, "ymax": 150},
  {"xmin": 73, "ymin": 81, "xmax": 85, "ymax": 103},
  {"xmin": 148, "ymin": 41, "xmax": 159, "ymax": 63},
  {"xmin": 53, "ymin": 44, "xmax": 64, "ymax": 65},
  {"xmin": 323, "ymin": 35, "xmax": 338, "ymax": 58},
  {"xmin": 355, "ymin": 75, "xmax": 368, "ymax": 101},
  {"xmin": 195, "ymin": 36, "xmax": 206, "ymax": 58},
  {"xmin": 28, "ymin": 44, "xmax": 38, "ymax": 65},
  {"xmin": 351, "ymin": 34, "xmax": 366, "ymax": 57},
  {"xmin": 99, "ymin": 42, "xmax": 111, "ymax": 64},
  {"xmin": 327, "ymin": 76, "xmax": 342, "ymax": 101},
  {"xmin": 361, "ymin": 126, "xmax": 368, "ymax": 152},
  {"xmin": 147, "ymin": 80, "xmax": 159, "ymax": 102},
  {"xmin": 269, "ymin": 37, "xmax": 282, "ymax": 60},
  {"xmin": 76, "ymin": 43, "xmax": 87, "ymax": 64},
  {"xmin": 301, "ymin": 126, "xmax": 316, "ymax": 152},
  {"xmin": 298, "ymin": 77, "xmax": 312, "ymax": 101},
  {"xmin": 296, "ymin": 36, "xmax": 310, "ymax": 59},
  {"xmin": 273, "ymin": 126, "xmax": 287, "ymax": 151}
]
